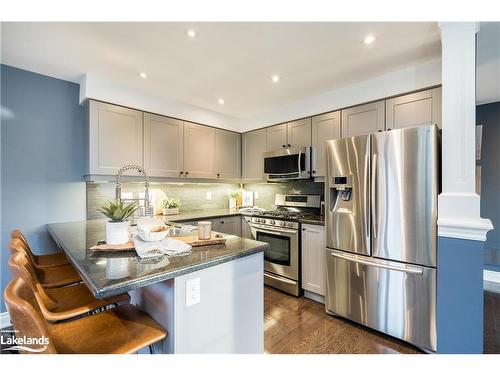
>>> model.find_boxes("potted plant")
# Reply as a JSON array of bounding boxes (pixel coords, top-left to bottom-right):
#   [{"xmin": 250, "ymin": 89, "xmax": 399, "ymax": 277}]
[
  {"xmin": 97, "ymin": 200, "xmax": 139, "ymax": 245},
  {"xmin": 161, "ymin": 197, "xmax": 182, "ymax": 215}
]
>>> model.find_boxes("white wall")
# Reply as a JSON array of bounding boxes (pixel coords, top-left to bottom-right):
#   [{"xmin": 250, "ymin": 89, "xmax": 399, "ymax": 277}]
[
  {"xmin": 239, "ymin": 58, "xmax": 442, "ymax": 132},
  {"xmin": 79, "ymin": 73, "xmax": 241, "ymax": 132}
]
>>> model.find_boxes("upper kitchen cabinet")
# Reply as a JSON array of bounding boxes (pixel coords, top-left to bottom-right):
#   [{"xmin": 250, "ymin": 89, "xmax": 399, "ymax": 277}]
[
  {"xmin": 215, "ymin": 129, "xmax": 241, "ymax": 179},
  {"xmin": 266, "ymin": 119, "xmax": 312, "ymax": 151},
  {"xmin": 386, "ymin": 87, "xmax": 442, "ymax": 129},
  {"xmin": 341, "ymin": 100, "xmax": 385, "ymax": 137},
  {"xmin": 266, "ymin": 123, "xmax": 287, "ymax": 151},
  {"xmin": 144, "ymin": 113, "xmax": 184, "ymax": 178},
  {"xmin": 85, "ymin": 100, "xmax": 144, "ymax": 176},
  {"xmin": 242, "ymin": 128, "xmax": 267, "ymax": 181},
  {"xmin": 287, "ymin": 118, "xmax": 312, "ymax": 148},
  {"xmin": 183, "ymin": 122, "xmax": 216, "ymax": 179},
  {"xmin": 311, "ymin": 111, "xmax": 340, "ymax": 178}
]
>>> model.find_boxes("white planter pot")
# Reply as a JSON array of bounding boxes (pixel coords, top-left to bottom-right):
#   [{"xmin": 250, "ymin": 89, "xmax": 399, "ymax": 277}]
[
  {"xmin": 106, "ymin": 221, "xmax": 130, "ymax": 245},
  {"xmin": 163, "ymin": 207, "xmax": 179, "ymax": 215}
]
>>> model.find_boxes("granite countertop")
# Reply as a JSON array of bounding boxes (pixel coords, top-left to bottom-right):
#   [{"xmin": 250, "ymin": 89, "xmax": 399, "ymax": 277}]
[
  {"xmin": 160, "ymin": 208, "xmax": 243, "ymax": 223},
  {"xmin": 160, "ymin": 208, "xmax": 325, "ymax": 225},
  {"xmin": 47, "ymin": 220, "xmax": 268, "ymax": 299}
]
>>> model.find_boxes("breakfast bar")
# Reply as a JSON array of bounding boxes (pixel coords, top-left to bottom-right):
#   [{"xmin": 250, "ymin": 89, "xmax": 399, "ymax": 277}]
[{"xmin": 46, "ymin": 220, "xmax": 268, "ymax": 354}]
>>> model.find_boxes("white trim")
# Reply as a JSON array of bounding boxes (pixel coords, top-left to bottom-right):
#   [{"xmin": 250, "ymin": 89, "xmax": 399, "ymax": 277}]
[
  {"xmin": 484, "ymin": 270, "xmax": 500, "ymax": 284},
  {"xmin": 438, "ymin": 216, "xmax": 493, "ymax": 242},
  {"xmin": 304, "ymin": 290, "xmax": 325, "ymax": 305},
  {"xmin": 0, "ymin": 311, "xmax": 11, "ymax": 329}
]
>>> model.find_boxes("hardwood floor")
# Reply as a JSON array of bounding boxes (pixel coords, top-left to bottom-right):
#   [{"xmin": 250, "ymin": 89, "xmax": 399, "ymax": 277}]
[
  {"xmin": 264, "ymin": 286, "xmax": 500, "ymax": 354},
  {"xmin": 264, "ymin": 287, "xmax": 421, "ymax": 354}
]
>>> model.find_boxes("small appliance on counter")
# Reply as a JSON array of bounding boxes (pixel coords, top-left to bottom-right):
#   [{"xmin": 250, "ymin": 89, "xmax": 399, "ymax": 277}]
[{"xmin": 250, "ymin": 194, "xmax": 321, "ymax": 296}]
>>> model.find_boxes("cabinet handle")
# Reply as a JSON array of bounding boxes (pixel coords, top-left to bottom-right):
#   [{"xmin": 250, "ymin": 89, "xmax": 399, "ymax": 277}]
[
  {"xmin": 217, "ymin": 173, "xmax": 220, "ymax": 178},
  {"xmin": 221, "ymin": 221, "xmax": 224, "ymax": 224},
  {"xmin": 312, "ymin": 170, "xmax": 316, "ymax": 174},
  {"xmin": 185, "ymin": 172, "xmax": 189, "ymax": 176},
  {"xmin": 282, "ymin": 144, "xmax": 286, "ymax": 148},
  {"xmin": 180, "ymin": 171, "xmax": 184, "ymax": 175},
  {"xmin": 287, "ymin": 144, "xmax": 291, "ymax": 147}
]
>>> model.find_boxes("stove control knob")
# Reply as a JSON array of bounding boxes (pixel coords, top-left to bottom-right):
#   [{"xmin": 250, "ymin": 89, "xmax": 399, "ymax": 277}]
[
  {"xmin": 287, "ymin": 222, "xmax": 293, "ymax": 228},
  {"xmin": 280, "ymin": 221, "xmax": 285, "ymax": 226},
  {"xmin": 270, "ymin": 220, "xmax": 275, "ymax": 225},
  {"xmin": 255, "ymin": 218, "xmax": 260, "ymax": 223}
]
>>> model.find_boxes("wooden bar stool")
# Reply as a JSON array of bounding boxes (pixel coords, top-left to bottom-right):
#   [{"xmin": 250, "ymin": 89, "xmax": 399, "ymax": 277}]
[
  {"xmin": 9, "ymin": 251, "xmax": 130, "ymax": 322},
  {"xmin": 11, "ymin": 229, "xmax": 69, "ymax": 269},
  {"xmin": 9, "ymin": 238, "xmax": 81, "ymax": 288},
  {"xmin": 4, "ymin": 278, "xmax": 167, "ymax": 354}
]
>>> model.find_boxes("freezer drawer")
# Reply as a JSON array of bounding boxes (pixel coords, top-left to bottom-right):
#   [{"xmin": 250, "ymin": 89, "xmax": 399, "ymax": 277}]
[{"xmin": 325, "ymin": 249, "xmax": 436, "ymax": 352}]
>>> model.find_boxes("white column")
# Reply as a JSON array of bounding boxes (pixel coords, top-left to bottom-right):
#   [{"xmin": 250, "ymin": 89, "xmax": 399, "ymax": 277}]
[{"xmin": 438, "ymin": 22, "xmax": 493, "ymax": 241}]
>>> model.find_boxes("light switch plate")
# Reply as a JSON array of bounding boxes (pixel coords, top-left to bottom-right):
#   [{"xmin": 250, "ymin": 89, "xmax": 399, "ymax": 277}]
[
  {"xmin": 206, "ymin": 192, "xmax": 212, "ymax": 200},
  {"xmin": 186, "ymin": 278, "xmax": 201, "ymax": 307}
]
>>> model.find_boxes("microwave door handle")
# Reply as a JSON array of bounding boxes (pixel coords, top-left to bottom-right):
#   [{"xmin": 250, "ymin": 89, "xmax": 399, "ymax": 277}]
[
  {"xmin": 298, "ymin": 149, "xmax": 302, "ymax": 175},
  {"xmin": 330, "ymin": 252, "xmax": 423, "ymax": 275}
]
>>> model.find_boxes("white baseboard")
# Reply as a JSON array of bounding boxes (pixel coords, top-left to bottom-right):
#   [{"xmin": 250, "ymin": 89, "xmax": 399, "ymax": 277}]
[
  {"xmin": 304, "ymin": 290, "xmax": 325, "ymax": 304},
  {"xmin": 0, "ymin": 311, "xmax": 11, "ymax": 329},
  {"xmin": 484, "ymin": 270, "xmax": 500, "ymax": 293}
]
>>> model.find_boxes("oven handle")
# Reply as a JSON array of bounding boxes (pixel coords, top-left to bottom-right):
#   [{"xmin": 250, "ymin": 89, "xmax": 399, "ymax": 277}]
[
  {"xmin": 265, "ymin": 272, "xmax": 297, "ymax": 285},
  {"xmin": 298, "ymin": 148, "xmax": 302, "ymax": 176},
  {"xmin": 251, "ymin": 224, "xmax": 298, "ymax": 235},
  {"xmin": 330, "ymin": 252, "xmax": 423, "ymax": 275}
]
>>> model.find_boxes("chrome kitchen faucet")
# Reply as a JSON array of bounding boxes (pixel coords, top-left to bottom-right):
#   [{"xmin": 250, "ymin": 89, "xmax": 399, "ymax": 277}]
[{"xmin": 115, "ymin": 164, "xmax": 153, "ymax": 217}]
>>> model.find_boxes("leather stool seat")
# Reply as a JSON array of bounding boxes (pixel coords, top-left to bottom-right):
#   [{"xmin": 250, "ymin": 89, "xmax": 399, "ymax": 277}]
[
  {"xmin": 11, "ymin": 229, "xmax": 69, "ymax": 269},
  {"xmin": 5, "ymin": 278, "xmax": 167, "ymax": 354},
  {"xmin": 9, "ymin": 251, "xmax": 129, "ymax": 322}
]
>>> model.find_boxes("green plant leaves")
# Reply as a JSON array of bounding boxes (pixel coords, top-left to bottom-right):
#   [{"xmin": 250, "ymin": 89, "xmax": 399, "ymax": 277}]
[{"xmin": 98, "ymin": 199, "xmax": 139, "ymax": 222}]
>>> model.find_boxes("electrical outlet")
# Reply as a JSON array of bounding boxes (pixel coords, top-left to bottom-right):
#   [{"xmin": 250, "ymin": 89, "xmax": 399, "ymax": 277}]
[
  {"xmin": 186, "ymin": 278, "xmax": 201, "ymax": 307},
  {"xmin": 206, "ymin": 192, "xmax": 212, "ymax": 200},
  {"xmin": 254, "ymin": 191, "xmax": 259, "ymax": 199}
]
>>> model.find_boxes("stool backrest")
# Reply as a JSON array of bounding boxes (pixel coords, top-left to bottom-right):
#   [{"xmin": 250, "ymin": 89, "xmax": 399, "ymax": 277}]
[
  {"xmin": 8, "ymin": 251, "xmax": 58, "ymax": 311},
  {"xmin": 4, "ymin": 278, "xmax": 57, "ymax": 354},
  {"xmin": 9, "ymin": 236, "xmax": 37, "ymax": 265}
]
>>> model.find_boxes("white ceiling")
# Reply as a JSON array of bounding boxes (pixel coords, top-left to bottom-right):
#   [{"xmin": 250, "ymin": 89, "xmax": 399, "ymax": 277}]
[{"xmin": 1, "ymin": 22, "xmax": 442, "ymax": 118}]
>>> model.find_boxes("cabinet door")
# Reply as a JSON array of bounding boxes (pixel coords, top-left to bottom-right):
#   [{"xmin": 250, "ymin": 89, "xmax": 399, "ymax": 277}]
[
  {"xmin": 215, "ymin": 129, "xmax": 241, "ymax": 179},
  {"xmin": 241, "ymin": 216, "xmax": 254, "ymax": 239},
  {"xmin": 89, "ymin": 101, "xmax": 143, "ymax": 175},
  {"xmin": 287, "ymin": 118, "xmax": 312, "ymax": 148},
  {"xmin": 144, "ymin": 113, "xmax": 184, "ymax": 178},
  {"xmin": 210, "ymin": 219, "xmax": 221, "ymax": 232},
  {"xmin": 183, "ymin": 122, "xmax": 216, "ymax": 179},
  {"xmin": 311, "ymin": 111, "xmax": 340, "ymax": 178},
  {"xmin": 219, "ymin": 216, "xmax": 242, "ymax": 236},
  {"xmin": 266, "ymin": 123, "xmax": 287, "ymax": 151},
  {"xmin": 301, "ymin": 224, "xmax": 326, "ymax": 296},
  {"xmin": 386, "ymin": 87, "xmax": 442, "ymax": 129},
  {"xmin": 341, "ymin": 100, "xmax": 385, "ymax": 137},
  {"xmin": 242, "ymin": 129, "xmax": 267, "ymax": 181}
]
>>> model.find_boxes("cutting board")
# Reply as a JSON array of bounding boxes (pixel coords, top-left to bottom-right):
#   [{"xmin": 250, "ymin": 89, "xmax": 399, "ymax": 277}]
[{"xmin": 170, "ymin": 233, "xmax": 227, "ymax": 247}]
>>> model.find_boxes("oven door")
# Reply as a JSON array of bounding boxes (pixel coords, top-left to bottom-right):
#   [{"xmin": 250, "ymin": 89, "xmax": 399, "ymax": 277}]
[{"xmin": 251, "ymin": 224, "xmax": 299, "ymax": 280}]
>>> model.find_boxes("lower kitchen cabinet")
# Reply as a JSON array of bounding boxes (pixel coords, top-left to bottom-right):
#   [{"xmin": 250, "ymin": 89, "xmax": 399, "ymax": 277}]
[
  {"xmin": 241, "ymin": 215, "xmax": 253, "ymax": 239},
  {"xmin": 301, "ymin": 224, "xmax": 326, "ymax": 296},
  {"xmin": 218, "ymin": 216, "xmax": 241, "ymax": 236}
]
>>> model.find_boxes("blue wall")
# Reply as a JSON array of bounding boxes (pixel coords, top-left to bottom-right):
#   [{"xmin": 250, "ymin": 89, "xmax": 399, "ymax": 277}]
[
  {"xmin": 437, "ymin": 236, "xmax": 485, "ymax": 353},
  {"xmin": 477, "ymin": 102, "xmax": 500, "ymax": 270},
  {"xmin": 0, "ymin": 64, "xmax": 86, "ymax": 313}
]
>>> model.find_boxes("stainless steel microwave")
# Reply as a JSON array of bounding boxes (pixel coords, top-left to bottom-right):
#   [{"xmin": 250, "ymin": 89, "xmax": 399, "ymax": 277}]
[{"xmin": 263, "ymin": 147, "xmax": 311, "ymax": 182}]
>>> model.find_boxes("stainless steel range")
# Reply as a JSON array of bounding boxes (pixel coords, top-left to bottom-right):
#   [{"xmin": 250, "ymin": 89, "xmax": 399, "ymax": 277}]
[{"xmin": 250, "ymin": 194, "xmax": 321, "ymax": 296}]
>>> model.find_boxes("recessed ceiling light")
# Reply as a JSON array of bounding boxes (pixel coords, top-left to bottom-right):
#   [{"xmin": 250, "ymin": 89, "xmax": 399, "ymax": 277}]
[
  {"xmin": 187, "ymin": 29, "xmax": 196, "ymax": 38},
  {"xmin": 364, "ymin": 35, "xmax": 376, "ymax": 45},
  {"xmin": 218, "ymin": 98, "xmax": 225, "ymax": 104},
  {"xmin": 271, "ymin": 75, "xmax": 280, "ymax": 83},
  {"xmin": 139, "ymin": 72, "xmax": 147, "ymax": 78}
]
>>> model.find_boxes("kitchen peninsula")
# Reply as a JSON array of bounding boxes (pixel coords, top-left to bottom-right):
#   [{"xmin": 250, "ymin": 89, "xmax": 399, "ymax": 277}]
[{"xmin": 47, "ymin": 219, "xmax": 267, "ymax": 354}]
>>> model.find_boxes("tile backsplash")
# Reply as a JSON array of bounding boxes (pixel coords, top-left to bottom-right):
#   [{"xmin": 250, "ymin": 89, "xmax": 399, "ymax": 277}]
[
  {"xmin": 243, "ymin": 181, "xmax": 324, "ymax": 209},
  {"xmin": 86, "ymin": 181, "xmax": 325, "ymax": 219},
  {"xmin": 87, "ymin": 182, "xmax": 240, "ymax": 220}
]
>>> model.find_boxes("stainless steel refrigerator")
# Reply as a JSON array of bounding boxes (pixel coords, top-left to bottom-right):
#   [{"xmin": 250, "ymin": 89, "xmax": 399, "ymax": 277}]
[{"xmin": 325, "ymin": 124, "xmax": 439, "ymax": 352}]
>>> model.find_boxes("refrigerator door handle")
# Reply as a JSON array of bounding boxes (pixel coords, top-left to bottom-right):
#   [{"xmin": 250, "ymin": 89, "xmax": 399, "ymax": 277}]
[
  {"xmin": 371, "ymin": 153, "xmax": 378, "ymax": 239},
  {"xmin": 364, "ymin": 152, "xmax": 370, "ymax": 242},
  {"xmin": 330, "ymin": 251, "xmax": 424, "ymax": 275}
]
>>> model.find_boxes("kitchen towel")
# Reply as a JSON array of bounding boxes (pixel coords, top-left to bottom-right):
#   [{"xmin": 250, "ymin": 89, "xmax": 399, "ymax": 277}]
[{"xmin": 133, "ymin": 235, "xmax": 192, "ymax": 258}]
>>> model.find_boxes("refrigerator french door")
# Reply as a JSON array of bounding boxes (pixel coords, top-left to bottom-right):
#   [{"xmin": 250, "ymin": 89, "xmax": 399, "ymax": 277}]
[{"xmin": 325, "ymin": 124, "xmax": 439, "ymax": 352}]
